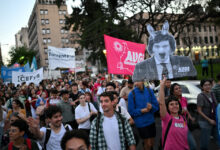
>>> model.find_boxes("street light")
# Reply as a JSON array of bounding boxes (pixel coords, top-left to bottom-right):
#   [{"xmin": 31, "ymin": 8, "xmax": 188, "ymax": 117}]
[{"xmin": 103, "ymin": 49, "xmax": 107, "ymax": 56}]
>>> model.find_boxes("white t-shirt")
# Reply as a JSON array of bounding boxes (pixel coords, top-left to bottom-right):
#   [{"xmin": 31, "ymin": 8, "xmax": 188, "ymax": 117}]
[
  {"xmin": 103, "ymin": 115, "xmax": 121, "ymax": 150},
  {"xmin": 75, "ymin": 102, "xmax": 97, "ymax": 129},
  {"xmin": 118, "ymin": 98, "xmax": 128, "ymax": 111},
  {"xmin": 97, "ymin": 86, "xmax": 106, "ymax": 95},
  {"xmin": 115, "ymin": 105, "xmax": 131, "ymax": 120},
  {"xmin": 40, "ymin": 124, "xmax": 72, "ymax": 150}
]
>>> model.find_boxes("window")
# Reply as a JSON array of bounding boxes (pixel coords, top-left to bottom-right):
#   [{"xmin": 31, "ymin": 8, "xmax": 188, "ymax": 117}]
[
  {"xmin": 46, "ymin": 29, "xmax": 50, "ymax": 34},
  {"xmin": 59, "ymin": 10, "xmax": 66, "ymax": 15},
  {"xmin": 214, "ymin": 26, "xmax": 217, "ymax": 32},
  {"xmin": 194, "ymin": 37, "xmax": 197, "ymax": 44},
  {"xmin": 42, "ymin": 29, "xmax": 46, "ymax": 34},
  {"xmin": 60, "ymin": 19, "xmax": 65, "ymax": 24},
  {"xmin": 199, "ymin": 37, "xmax": 202, "ymax": 44},
  {"xmin": 48, "ymin": 38, "xmax": 51, "ymax": 43},
  {"xmin": 43, "ymin": 38, "xmax": 51, "ymax": 44},
  {"xmin": 209, "ymin": 25, "xmax": 212, "ymax": 32},
  {"xmin": 198, "ymin": 25, "xmax": 201, "ymax": 32},
  {"xmin": 43, "ymin": 38, "xmax": 47, "ymax": 44},
  {"xmin": 204, "ymin": 36, "xmax": 208, "ymax": 44},
  {"xmin": 45, "ymin": 19, "xmax": 49, "ymax": 24},
  {"xmin": 180, "ymin": 85, "xmax": 190, "ymax": 94},
  {"xmin": 44, "ymin": 48, "xmax": 48, "ymax": 54},
  {"xmin": 204, "ymin": 26, "xmax": 206, "ymax": 32},
  {"xmin": 40, "ymin": 9, "xmax": 48, "ymax": 15},
  {"xmin": 210, "ymin": 36, "xmax": 213, "ymax": 44},
  {"xmin": 42, "ymin": 28, "xmax": 50, "ymax": 34},
  {"xmin": 41, "ymin": 19, "xmax": 45, "ymax": 25},
  {"xmin": 61, "ymin": 38, "xmax": 65, "ymax": 43},
  {"xmin": 216, "ymin": 36, "xmax": 219, "ymax": 43},
  {"xmin": 193, "ymin": 25, "xmax": 196, "ymax": 32},
  {"xmin": 65, "ymin": 39, "xmax": 69, "ymax": 44},
  {"xmin": 41, "ymin": 19, "xmax": 49, "ymax": 25}
]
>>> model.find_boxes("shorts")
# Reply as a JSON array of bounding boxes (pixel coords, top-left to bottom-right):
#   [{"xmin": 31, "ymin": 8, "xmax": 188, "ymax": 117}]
[{"xmin": 137, "ymin": 123, "xmax": 156, "ymax": 139}]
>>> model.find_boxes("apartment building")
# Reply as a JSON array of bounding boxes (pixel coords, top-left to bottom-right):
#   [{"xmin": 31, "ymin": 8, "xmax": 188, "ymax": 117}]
[
  {"xmin": 28, "ymin": 0, "xmax": 75, "ymax": 68},
  {"xmin": 15, "ymin": 27, "xmax": 29, "ymax": 48}
]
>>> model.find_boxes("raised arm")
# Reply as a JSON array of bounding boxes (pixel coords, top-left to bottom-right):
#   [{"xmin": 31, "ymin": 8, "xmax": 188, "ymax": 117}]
[{"xmin": 159, "ymin": 78, "xmax": 167, "ymax": 118}]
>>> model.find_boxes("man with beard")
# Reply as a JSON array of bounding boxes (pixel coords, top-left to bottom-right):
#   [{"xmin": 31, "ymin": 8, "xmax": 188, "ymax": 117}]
[{"xmin": 27, "ymin": 105, "xmax": 72, "ymax": 150}]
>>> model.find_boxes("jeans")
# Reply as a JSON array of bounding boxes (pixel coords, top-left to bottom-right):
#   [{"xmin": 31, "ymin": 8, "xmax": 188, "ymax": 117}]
[
  {"xmin": 188, "ymin": 130, "xmax": 196, "ymax": 150},
  {"xmin": 198, "ymin": 120, "xmax": 217, "ymax": 150}
]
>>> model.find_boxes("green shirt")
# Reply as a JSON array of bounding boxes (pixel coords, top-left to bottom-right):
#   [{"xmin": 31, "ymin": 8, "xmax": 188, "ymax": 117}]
[{"xmin": 57, "ymin": 98, "xmax": 75, "ymax": 123}]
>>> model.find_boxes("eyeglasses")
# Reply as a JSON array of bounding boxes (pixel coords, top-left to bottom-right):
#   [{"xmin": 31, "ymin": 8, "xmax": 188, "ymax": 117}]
[{"xmin": 9, "ymin": 129, "xmax": 18, "ymax": 133}]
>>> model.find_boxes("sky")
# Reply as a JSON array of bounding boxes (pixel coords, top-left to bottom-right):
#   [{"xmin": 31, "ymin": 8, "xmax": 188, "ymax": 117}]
[{"xmin": 0, "ymin": 0, "xmax": 79, "ymax": 65}]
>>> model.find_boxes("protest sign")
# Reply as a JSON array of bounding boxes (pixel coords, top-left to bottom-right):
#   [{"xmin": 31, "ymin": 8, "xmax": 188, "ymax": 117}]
[
  {"xmin": 1, "ymin": 67, "xmax": 25, "ymax": 83},
  {"xmin": 104, "ymin": 35, "xmax": 146, "ymax": 75},
  {"xmin": 12, "ymin": 68, "xmax": 43, "ymax": 85},
  {"xmin": 132, "ymin": 21, "xmax": 197, "ymax": 81},
  {"xmin": 48, "ymin": 46, "xmax": 75, "ymax": 69}
]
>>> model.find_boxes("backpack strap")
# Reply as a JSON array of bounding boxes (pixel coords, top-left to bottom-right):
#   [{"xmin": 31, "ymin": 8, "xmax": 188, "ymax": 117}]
[
  {"xmin": 146, "ymin": 87, "xmax": 152, "ymax": 103},
  {"xmin": 88, "ymin": 102, "xmax": 91, "ymax": 112},
  {"xmin": 162, "ymin": 119, "xmax": 173, "ymax": 149},
  {"xmin": 95, "ymin": 112, "xmax": 101, "ymax": 149},
  {"xmin": 44, "ymin": 128, "xmax": 51, "ymax": 150},
  {"xmin": 8, "ymin": 142, "xmax": 13, "ymax": 150},
  {"xmin": 64, "ymin": 124, "xmax": 70, "ymax": 131},
  {"xmin": 26, "ymin": 138, "xmax": 32, "ymax": 150},
  {"xmin": 118, "ymin": 106, "xmax": 121, "ymax": 114},
  {"xmin": 132, "ymin": 90, "xmax": 136, "ymax": 109}
]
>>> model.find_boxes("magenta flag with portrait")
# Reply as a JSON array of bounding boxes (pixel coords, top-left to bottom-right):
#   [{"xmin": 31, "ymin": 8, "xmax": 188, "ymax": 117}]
[{"xmin": 104, "ymin": 34, "xmax": 146, "ymax": 75}]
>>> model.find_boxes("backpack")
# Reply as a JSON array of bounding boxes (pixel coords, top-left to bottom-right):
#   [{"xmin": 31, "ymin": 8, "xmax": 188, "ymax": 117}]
[
  {"xmin": 43, "ymin": 124, "xmax": 70, "ymax": 150},
  {"xmin": 95, "ymin": 111, "xmax": 131, "ymax": 149},
  {"xmin": 8, "ymin": 138, "xmax": 31, "ymax": 150},
  {"xmin": 132, "ymin": 87, "xmax": 152, "ymax": 109}
]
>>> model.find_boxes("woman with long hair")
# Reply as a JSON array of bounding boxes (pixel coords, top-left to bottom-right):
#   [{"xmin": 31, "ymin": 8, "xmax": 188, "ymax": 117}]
[
  {"xmin": 85, "ymin": 92, "xmax": 99, "ymax": 111},
  {"xmin": 170, "ymin": 83, "xmax": 196, "ymax": 150},
  {"xmin": 6, "ymin": 100, "xmax": 26, "ymax": 120},
  {"xmin": 159, "ymin": 78, "xmax": 189, "ymax": 150},
  {"xmin": 197, "ymin": 79, "xmax": 218, "ymax": 150}
]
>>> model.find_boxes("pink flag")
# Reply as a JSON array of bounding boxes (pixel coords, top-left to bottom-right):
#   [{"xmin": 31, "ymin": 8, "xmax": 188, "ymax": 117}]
[{"xmin": 104, "ymin": 35, "xmax": 146, "ymax": 75}]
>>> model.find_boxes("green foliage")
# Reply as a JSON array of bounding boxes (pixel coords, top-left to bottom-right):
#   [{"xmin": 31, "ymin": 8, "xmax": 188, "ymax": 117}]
[
  {"xmin": 63, "ymin": 0, "xmax": 139, "ymax": 66},
  {"xmin": 8, "ymin": 46, "xmax": 36, "ymax": 66}
]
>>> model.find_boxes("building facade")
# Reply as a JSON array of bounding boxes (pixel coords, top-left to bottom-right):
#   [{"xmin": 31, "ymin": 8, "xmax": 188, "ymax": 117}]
[
  {"xmin": 15, "ymin": 27, "xmax": 29, "ymax": 48},
  {"xmin": 127, "ymin": 12, "xmax": 220, "ymax": 61},
  {"xmin": 28, "ymin": 0, "xmax": 75, "ymax": 68}
]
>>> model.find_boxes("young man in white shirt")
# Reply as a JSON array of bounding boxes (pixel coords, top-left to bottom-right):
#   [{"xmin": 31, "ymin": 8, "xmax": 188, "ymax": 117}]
[
  {"xmin": 27, "ymin": 105, "xmax": 72, "ymax": 150},
  {"xmin": 90, "ymin": 92, "xmax": 136, "ymax": 150}
]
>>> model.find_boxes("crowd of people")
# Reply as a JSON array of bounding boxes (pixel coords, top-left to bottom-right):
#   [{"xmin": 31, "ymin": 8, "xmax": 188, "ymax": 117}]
[{"xmin": 0, "ymin": 72, "xmax": 219, "ymax": 150}]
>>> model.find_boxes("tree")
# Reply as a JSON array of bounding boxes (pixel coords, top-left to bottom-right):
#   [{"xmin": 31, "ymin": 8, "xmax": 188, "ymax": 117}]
[
  {"xmin": 8, "ymin": 46, "xmax": 37, "ymax": 66},
  {"xmin": 57, "ymin": 0, "xmax": 139, "ymax": 66},
  {"xmin": 57, "ymin": 0, "xmax": 211, "ymax": 59}
]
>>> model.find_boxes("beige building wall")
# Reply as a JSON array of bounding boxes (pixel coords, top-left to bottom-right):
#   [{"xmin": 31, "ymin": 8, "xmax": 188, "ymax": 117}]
[
  {"xmin": 15, "ymin": 27, "xmax": 29, "ymax": 48},
  {"xmin": 28, "ymin": 0, "xmax": 74, "ymax": 68}
]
